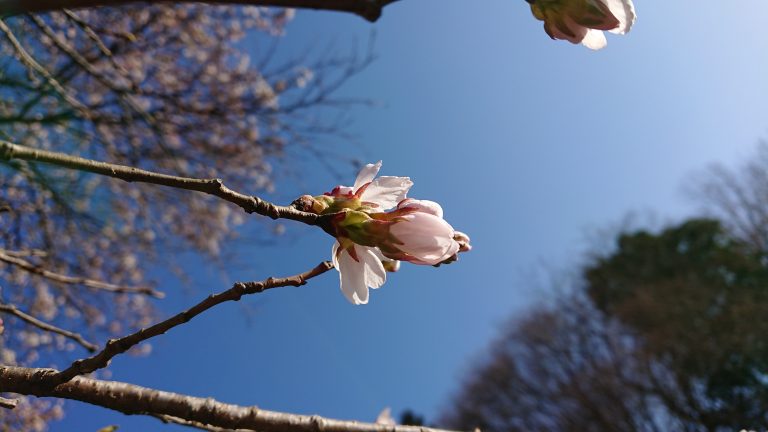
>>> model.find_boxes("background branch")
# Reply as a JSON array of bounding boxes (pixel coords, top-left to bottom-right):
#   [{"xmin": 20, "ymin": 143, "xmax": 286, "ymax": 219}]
[
  {"xmin": 0, "ymin": 249, "xmax": 163, "ymax": 298},
  {"xmin": 0, "ymin": 140, "xmax": 327, "ymax": 229},
  {"xmin": 0, "ymin": 303, "xmax": 98, "ymax": 352},
  {"xmin": 0, "ymin": 0, "xmax": 402, "ymax": 22},
  {"xmin": 0, "ymin": 365, "xmax": 459, "ymax": 432},
  {"xmin": 51, "ymin": 261, "xmax": 334, "ymax": 385}
]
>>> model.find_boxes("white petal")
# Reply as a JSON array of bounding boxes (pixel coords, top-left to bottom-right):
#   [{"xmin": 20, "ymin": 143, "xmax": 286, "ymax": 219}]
[
  {"xmin": 360, "ymin": 176, "xmax": 413, "ymax": 209},
  {"xmin": 337, "ymin": 248, "xmax": 369, "ymax": 305},
  {"xmin": 331, "ymin": 241, "xmax": 341, "ymax": 269},
  {"xmin": 398, "ymin": 199, "xmax": 443, "ymax": 218},
  {"xmin": 581, "ymin": 29, "xmax": 607, "ymax": 50},
  {"xmin": 602, "ymin": 0, "xmax": 636, "ymax": 34},
  {"xmin": 353, "ymin": 161, "xmax": 382, "ymax": 190},
  {"xmin": 358, "ymin": 246, "xmax": 386, "ymax": 290},
  {"xmin": 370, "ymin": 246, "xmax": 393, "ymax": 263}
]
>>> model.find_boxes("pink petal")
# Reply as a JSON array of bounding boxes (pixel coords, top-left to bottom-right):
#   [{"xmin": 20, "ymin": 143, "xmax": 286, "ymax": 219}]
[
  {"xmin": 390, "ymin": 213, "xmax": 460, "ymax": 265},
  {"xmin": 398, "ymin": 198, "xmax": 443, "ymax": 218}
]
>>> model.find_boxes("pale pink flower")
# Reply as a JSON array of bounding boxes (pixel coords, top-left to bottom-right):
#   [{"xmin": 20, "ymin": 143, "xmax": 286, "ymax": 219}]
[
  {"xmin": 528, "ymin": 0, "xmax": 636, "ymax": 50},
  {"xmin": 327, "ymin": 163, "xmax": 467, "ymax": 305}
]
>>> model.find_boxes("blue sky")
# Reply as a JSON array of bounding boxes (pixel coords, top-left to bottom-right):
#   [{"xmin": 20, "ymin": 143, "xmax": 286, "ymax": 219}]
[{"xmin": 56, "ymin": 1, "xmax": 768, "ymax": 430}]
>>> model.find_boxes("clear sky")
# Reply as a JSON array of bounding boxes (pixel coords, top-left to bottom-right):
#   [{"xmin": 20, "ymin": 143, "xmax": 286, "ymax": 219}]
[{"xmin": 56, "ymin": 1, "xmax": 768, "ymax": 430}]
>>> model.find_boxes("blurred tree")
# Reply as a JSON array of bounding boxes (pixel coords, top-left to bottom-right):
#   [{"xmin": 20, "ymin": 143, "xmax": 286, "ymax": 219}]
[
  {"xmin": 0, "ymin": 5, "xmax": 368, "ymax": 429},
  {"xmin": 585, "ymin": 219, "xmax": 768, "ymax": 430},
  {"xmin": 443, "ymin": 219, "xmax": 768, "ymax": 432},
  {"xmin": 690, "ymin": 142, "xmax": 768, "ymax": 253}
]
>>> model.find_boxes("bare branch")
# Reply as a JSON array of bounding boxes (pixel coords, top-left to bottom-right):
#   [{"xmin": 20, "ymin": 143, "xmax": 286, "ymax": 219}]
[
  {"xmin": 0, "ymin": 0, "xmax": 402, "ymax": 23},
  {"xmin": 0, "ymin": 303, "xmax": 99, "ymax": 352},
  {"xmin": 0, "ymin": 140, "xmax": 330, "ymax": 230},
  {"xmin": 61, "ymin": 9, "xmax": 137, "ymax": 90},
  {"xmin": 0, "ymin": 17, "xmax": 91, "ymax": 117},
  {"xmin": 1, "ymin": 365, "xmax": 459, "ymax": 432},
  {"xmin": 51, "ymin": 261, "xmax": 334, "ymax": 385},
  {"xmin": 0, "ymin": 249, "xmax": 164, "ymax": 298}
]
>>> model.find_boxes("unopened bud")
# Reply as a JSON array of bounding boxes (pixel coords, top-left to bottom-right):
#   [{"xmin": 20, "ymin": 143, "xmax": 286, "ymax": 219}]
[{"xmin": 292, "ymin": 195, "xmax": 333, "ymax": 214}]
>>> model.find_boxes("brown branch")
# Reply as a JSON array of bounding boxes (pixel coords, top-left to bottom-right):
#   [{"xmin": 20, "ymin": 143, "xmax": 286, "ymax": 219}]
[
  {"xmin": 0, "ymin": 140, "xmax": 330, "ymax": 230},
  {"xmin": 61, "ymin": 8, "xmax": 137, "ymax": 91},
  {"xmin": 0, "ymin": 0, "xmax": 402, "ymax": 22},
  {"xmin": 152, "ymin": 413, "xmax": 254, "ymax": 431},
  {"xmin": 50, "ymin": 261, "xmax": 334, "ymax": 385},
  {"xmin": 0, "ymin": 365, "xmax": 460, "ymax": 432},
  {"xmin": 0, "ymin": 248, "xmax": 48, "ymax": 258},
  {"xmin": 0, "ymin": 18, "xmax": 91, "ymax": 118},
  {"xmin": 0, "ymin": 303, "xmax": 98, "ymax": 352},
  {"xmin": 0, "ymin": 396, "xmax": 17, "ymax": 409},
  {"xmin": 0, "ymin": 249, "xmax": 164, "ymax": 298}
]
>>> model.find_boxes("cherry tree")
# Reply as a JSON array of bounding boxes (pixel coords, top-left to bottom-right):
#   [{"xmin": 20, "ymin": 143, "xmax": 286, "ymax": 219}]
[{"xmin": 0, "ymin": 0, "xmax": 635, "ymax": 430}]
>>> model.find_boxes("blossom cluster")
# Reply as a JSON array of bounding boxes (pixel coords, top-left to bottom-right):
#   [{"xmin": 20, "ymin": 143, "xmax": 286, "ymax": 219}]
[{"xmin": 304, "ymin": 161, "xmax": 471, "ymax": 305}]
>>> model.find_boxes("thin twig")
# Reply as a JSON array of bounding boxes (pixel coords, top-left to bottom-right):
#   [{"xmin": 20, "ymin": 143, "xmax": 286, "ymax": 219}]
[
  {"xmin": 50, "ymin": 261, "xmax": 334, "ymax": 385},
  {"xmin": 0, "ymin": 140, "xmax": 330, "ymax": 230},
  {"xmin": 0, "ymin": 249, "xmax": 164, "ymax": 298},
  {"xmin": 27, "ymin": 14, "xmax": 145, "ymax": 110},
  {"xmin": 62, "ymin": 8, "xmax": 138, "ymax": 91},
  {"xmin": 1, "ymin": 365, "xmax": 459, "ymax": 432},
  {"xmin": 0, "ymin": 18, "xmax": 91, "ymax": 118},
  {"xmin": 0, "ymin": 248, "xmax": 48, "ymax": 258},
  {"xmin": 0, "ymin": 303, "xmax": 98, "ymax": 352}
]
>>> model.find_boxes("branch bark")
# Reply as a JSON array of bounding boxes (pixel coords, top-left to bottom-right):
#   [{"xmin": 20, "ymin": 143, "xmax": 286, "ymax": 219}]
[
  {"xmin": 0, "ymin": 0, "xmax": 402, "ymax": 22},
  {"xmin": 50, "ymin": 261, "xmax": 334, "ymax": 385},
  {"xmin": 0, "ymin": 365, "xmax": 460, "ymax": 432},
  {"xmin": 0, "ymin": 140, "xmax": 333, "ymax": 231}
]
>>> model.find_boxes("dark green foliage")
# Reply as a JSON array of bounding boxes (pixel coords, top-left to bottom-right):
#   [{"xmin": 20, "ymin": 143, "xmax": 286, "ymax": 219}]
[{"xmin": 585, "ymin": 219, "xmax": 768, "ymax": 429}]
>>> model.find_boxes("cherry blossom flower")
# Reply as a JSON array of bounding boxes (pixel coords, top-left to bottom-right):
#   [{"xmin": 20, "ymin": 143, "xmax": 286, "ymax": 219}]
[
  {"xmin": 314, "ymin": 162, "xmax": 468, "ymax": 305},
  {"xmin": 527, "ymin": 0, "xmax": 636, "ymax": 50}
]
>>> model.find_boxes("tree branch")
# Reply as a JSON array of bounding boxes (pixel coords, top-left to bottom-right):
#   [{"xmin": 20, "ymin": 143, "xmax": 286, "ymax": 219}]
[
  {"xmin": 0, "ymin": 303, "xmax": 98, "ymax": 352},
  {"xmin": 0, "ymin": 140, "xmax": 330, "ymax": 230},
  {"xmin": 0, "ymin": 0, "xmax": 402, "ymax": 22},
  {"xmin": 0, "ymin": 249, "xmax": 164, "ymax": 298},
  {"xmin": 50, "ymin": 261, "xmax": 334, "ymax": 385},
  {"xmin": 0, "ymin": 17, "xmax": 91, "ymax": 117},
  {"xmin": 152, "ymin": 413, "xmax": 254, "ymax": 431},
  {"xmin": 0, "ymin": 365, "xmax": 459, "ymax": 432}
]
